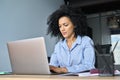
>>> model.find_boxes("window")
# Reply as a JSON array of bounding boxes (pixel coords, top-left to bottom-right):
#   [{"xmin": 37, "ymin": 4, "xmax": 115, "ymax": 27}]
[{"xmin": 111, "ymin": 34, "xmax": 120, "ymax": 65}]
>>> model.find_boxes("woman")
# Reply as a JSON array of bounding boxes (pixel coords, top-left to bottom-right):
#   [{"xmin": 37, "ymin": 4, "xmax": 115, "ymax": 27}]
[{"xmin": 47, "ymin": 5, "xmax": 95, "ymax": 73}]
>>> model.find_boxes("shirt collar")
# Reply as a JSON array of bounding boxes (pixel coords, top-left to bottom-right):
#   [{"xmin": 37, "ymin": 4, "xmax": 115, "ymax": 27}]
[
  {"xmin": 75, "ymin": 36, "xmax": 82, "ymax": 45},
  {"xmin": 62, "ymin": 35, "xmax": 82, "ymax": 49}
]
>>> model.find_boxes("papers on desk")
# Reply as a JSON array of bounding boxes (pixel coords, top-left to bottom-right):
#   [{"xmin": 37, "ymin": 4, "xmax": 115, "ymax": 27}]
[
  {"xmin": 60, "ymin": 69, "xmax": 99, "ymax": 76},
  {"xmin": 60, "ymin": 69, "xmax": 120, "ymax": 77},
  {"xmin": 78, "ymin": 69, "xmax": 99, "ymax": 77},
  {"xmin": 115, "ymin": 70, "xmax": 120, "ymax": 75},
  {"xmin": 78, "ymin": 72, "xmax": 98, "ymax": 77},
  {"xmin": 78, "ymin": 69, "xmax": 120, "ymax": 77},
  {"xmin": 59, "ymin": 72, "xmax": 98, "ymax": 76}
]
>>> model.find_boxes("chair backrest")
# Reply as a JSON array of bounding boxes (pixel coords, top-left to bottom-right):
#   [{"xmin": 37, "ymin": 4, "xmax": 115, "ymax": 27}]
[{"xmin": 94, "ymin": 44, "xmax": 112, "ymax": 68}]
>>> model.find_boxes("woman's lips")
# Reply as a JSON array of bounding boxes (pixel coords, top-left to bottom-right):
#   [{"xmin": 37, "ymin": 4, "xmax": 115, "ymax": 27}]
[{"xmin": 62, "ymin": 32, "xmax": 67, "ymax": 35}]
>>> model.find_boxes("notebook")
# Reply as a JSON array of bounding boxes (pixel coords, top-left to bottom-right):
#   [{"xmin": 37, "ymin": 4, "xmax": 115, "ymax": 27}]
[{"xmin": 7, "ymin": 37, "xmax": 51, "ymax": 75}]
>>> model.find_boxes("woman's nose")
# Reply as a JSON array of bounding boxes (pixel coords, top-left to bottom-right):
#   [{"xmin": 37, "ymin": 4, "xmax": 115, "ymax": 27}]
[{"xmin": 60, "ymin": 26, "xmax": 65, "ymax": 31}]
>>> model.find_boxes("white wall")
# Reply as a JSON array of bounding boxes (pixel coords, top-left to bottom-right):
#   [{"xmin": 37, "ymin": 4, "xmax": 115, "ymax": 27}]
[{"xmin": 0, "ymin": 0, "xmax": 64, "ymax": 72}]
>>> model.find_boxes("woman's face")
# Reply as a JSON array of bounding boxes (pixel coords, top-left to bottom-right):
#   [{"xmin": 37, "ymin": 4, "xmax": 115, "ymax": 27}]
[{"xmin": 58, "ymin": 16, "xmax": 75, "ymax": 39}]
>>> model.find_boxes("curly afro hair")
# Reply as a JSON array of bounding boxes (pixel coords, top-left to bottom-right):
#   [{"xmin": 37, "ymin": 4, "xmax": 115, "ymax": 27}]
[{"xmin": 47, "ymin": 5, "xmax": 88, "ymax": 40}]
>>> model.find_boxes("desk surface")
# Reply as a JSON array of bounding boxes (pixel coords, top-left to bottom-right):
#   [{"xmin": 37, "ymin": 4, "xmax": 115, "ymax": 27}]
[{"xmin": 0, "ymin": 75, "xmax": 120, "ymax": 80}]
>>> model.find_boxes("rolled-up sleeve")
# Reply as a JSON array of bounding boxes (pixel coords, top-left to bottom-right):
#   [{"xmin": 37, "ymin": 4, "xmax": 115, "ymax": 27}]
[{"xmin": 49, "ymin": 44, "xmax": 59, "ymax": 67}]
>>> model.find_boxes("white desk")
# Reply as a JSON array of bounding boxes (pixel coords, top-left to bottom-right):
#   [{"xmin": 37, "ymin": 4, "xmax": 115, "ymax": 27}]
[{"xmin": 0, "ymin": 75, "xmax": 120, "ymax": 80}]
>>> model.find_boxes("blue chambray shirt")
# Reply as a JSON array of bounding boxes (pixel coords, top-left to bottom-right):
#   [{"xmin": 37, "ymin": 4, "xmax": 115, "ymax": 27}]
[{"xmin": 49, "ymin": 36, "xmax": 95, "ymax": 73}]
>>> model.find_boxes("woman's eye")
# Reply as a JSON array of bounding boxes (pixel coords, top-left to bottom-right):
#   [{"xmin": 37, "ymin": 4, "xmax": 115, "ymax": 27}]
[{"xmin": 64, "ymin": 24, "xmax": 68, "ymax": 27}]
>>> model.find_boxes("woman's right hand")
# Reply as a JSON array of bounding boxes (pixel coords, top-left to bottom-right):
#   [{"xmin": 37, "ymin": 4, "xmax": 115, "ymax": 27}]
[{"xmin": 49, "ymin": 65, "xmax": 68, "ymax": 73}]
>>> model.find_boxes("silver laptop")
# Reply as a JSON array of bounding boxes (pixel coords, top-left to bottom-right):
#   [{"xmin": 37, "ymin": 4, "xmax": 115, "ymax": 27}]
[{"xmin": 7, "ymin": 37, "xmax": 51, "ymax": 75}]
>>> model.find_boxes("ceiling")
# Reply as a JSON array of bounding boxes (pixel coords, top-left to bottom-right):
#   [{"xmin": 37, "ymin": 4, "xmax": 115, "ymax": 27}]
[{"xmin": 64, "ymin": 0, "xmax": 120, "ymax": 14}]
